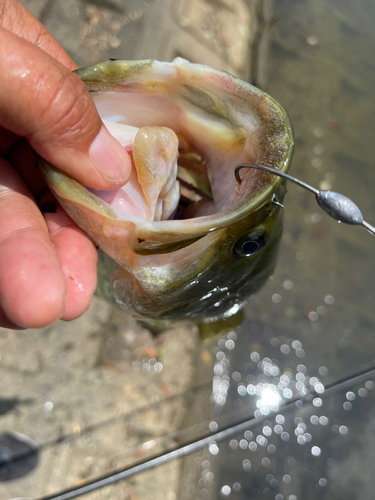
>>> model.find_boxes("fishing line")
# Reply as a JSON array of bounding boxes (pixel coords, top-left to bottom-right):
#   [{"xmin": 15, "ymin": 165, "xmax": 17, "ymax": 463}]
[
  {"xmin": 36, "ymin": 362, "xmax": 375, "ymax": 500},
  {"xmin": 235, "ymin": 163, "xmax": 375, "ymax": 237}
]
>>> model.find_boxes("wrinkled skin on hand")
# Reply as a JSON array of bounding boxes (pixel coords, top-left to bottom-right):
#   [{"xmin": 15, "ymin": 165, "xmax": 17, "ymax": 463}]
[{"xmin": 0, "ymin": 0, "xmax": 131, "ymax": 329}]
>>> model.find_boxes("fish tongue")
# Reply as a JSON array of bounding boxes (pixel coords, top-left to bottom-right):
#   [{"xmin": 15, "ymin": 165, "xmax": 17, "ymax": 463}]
[{"xmin": 133, "ymin": 126, "xmax": 180, "ymax": 221}]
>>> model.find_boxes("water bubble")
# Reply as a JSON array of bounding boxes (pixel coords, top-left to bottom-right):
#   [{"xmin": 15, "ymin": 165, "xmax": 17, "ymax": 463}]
[
  {"xmin": 216, "ymin": 351, "xmax": 225, "ymax": 361},
  {"xmin": 225, "ymin": 340, "xmax": 235, "ymax": 350},
  {"xmin": 297, "ymin": 364, "xmax": 307, "ymax": 373},
  {"xmin": 247, "ymin": 385, "xmax": 257, "ymax": 397},
  {"xmin": 262, "ymin": 457, "xmax": 271, "ymax": 467},
  {"xmin": 275, "ymin": 495, "xmax": 284, "ymax": 500},
  {"xmin": 281, "ymin": 432, "xmax": 290, "ymax": 441},
  {"xmin": 263, "ymin": 426, "xmax": 272, "ymax": 436},
  {"xmin": 237, "ymin": 384, "xmax": 247, "ymax": 396},
  {"xmin": 319, "ymin": 179, "xmax": 330, "ymax": 189},
  {"xmin": 44, "ymin": 401, "xmax": 53, "ymax": 411},
  {"xmin": 229, "ymin": 439, "xmax": 238, "ymax": 450},
  {"xmin": 233, "ymin": 482, "xmax": 241, "ymax": 492},
  {"xmin": 283, "ymin": 280, "xmax": 294, "ymax": 291},
  {"xmin": 296, "ymin": 381, "xmax": 305, "ymax": 391},
  {"xmin": 315, "ymin": 383, "xmax": 325, "ymax": 394},
  {"xmin": 312, "ymin": 213, "xmax": 322, "ymax": 223},
  {"xmin": 250, "ymin": 352, "xmax": 260, "ymax": 362},
  {"xmin": 228, "ymin": 331, "xmax": 237, "ymax": 340},
  {"xmin": 270, "ymin": 337, "xmax": 280, "ymax": 347},
  {"xmin": 346, "ymin": 391, "xmax": 355, "ymax": 401},
  {"xmin": 283, "ymin": 388, "xmax": 293, "ymax": 399},
  {"xmin": 244, "ymin": 430, "xmax": 253, "ymax": 440},
  {"xmin": 296, "ymin": 348, "xmax": 306, "ymax": 358},
  {"xmin": 365, "ymin": 381, "xmax": 375, "ymax": 390},
  {"xmin": 268, "ymin": 444, "xmax": 276, "ymax": 454},
  {"xmin": 339, "ymin": 426, "xmax": 348, "ymax": 435},
  {"xmin": 308, "ymin": 311, "xmax": 319, "ymax": 321},
  {"xmin": 256, "ymin": 435, "xmax": 268, "ymax": 447},
  {"xmin": 274, "ymin": 425, "xmax": 283, "ymax": 434},
  {"xmin": 358, "ymin": 388, "xmax": 368, "ymax": 397},
  {"xmin": 276, "ymin": 414, "xmax": 285, "ymax": 424},
  {"xmin": 283, "ymin": 474, "xmax": 292, "ymax": 484},
  {"xmin": 319, "ymin": 478, "xmax": 327, "ymax": 487},
  {"xmin": 317, "ymin": 306, "xmax": 327, "ymax": 316},
  {"xmin": 319, "ymin": 416, "xmax": 329, "ymax": 425},
  {"xmin": 296, "ymin": 251, "xmax": 305, "ymax": 261},
  {"xmin": 209, "ymin": 443, "xmax": 219, "ymax": 455},
  {"xmin": 311, "ymin": 446, "xmax": 321, "ymax": 456},
  {"xmin": 297, "ymin": 435, "xmax": 306, "ymax": 445},
  {"xmin": 249, "ymin": 441, "xmax": 258, "ymax": 451},
  {"xmin": 292, "ymin": 341, "xmax": 302, "ymax": 350},
  {"xmin": 313, "ymin": 126, "xmax": 324, "ymax": 138},
  {"xmin": 310, "ymin": 415, "xmax": 319, "ymax": 425},
  {"xmin": 209, "ymin": 421, "xmax": 218, "ymax": 432},
  {"xmin": 154, "ymin": 362, "xmax": 163, "ymax": 372},
  {"xmin": 239, "ymin": 439, "xmax": 248, "ymax": 449},
  {"xmin": 280, "ymin": 344, "xmax": 290, "ymax": 355},
  {"xmin": 272, "ymin": 294, "xmax": 282, "ymax": 303},
  {"xmin": 242, "ymin": 459, "xmax": 251, "ymax": 471},
  {"xmin": 295, "ymin": 426, "xmax": 304, "ymax": 436},
  {"xmin": 319, "ymin": 366, "xmax": 328, "ymax": 376},
  {"xmin": 313, "ymin": 144, "xmax": 324, "ymax": 155},
  {"xmin": 324, "ymin": 295, "xmax": 335, "ymax": 305},
  {"xmin": 221, "ymin": 485, "xmax": 231, "ymax": 496},
  {"xmin": 312, "ymin": 157, "xmax": 323, "ymax": 169},
  {"xmin": 343, "ymin": 402, "xmax": 352, "ymax": 411}
]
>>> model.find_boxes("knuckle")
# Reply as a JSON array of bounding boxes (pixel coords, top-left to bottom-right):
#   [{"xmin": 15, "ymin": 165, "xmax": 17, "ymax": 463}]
[{"xmin": 38, "ymin": 71, "xmax": 98, "ymax": 145}]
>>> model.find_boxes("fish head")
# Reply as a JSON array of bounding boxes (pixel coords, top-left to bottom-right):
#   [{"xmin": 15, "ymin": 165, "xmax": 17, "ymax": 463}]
[{"xmin": 39, "ymin": 58, "xmax": 293, "ymax": 323}]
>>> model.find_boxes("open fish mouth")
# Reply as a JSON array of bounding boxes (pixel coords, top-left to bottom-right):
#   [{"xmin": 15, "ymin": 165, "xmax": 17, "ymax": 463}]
[
  {"xmin": 41, "ymin": 59, "xmax": 293, "ymax": 256},
  {"xmin": 39, "ymin": 58, "xmax": 294, "ymax": 322}
]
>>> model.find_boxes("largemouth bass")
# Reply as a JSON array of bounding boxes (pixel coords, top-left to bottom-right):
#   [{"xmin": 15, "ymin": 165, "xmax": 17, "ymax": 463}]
[{"xmin": 39, "ymin": 58, "xmax": 293, "ymax": 324}]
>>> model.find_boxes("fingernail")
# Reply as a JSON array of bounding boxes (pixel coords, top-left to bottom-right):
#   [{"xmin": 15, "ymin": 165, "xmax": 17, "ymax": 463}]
[{"xmin": 89, "ymin": 125, "xmax": 131, "ymax": 184}]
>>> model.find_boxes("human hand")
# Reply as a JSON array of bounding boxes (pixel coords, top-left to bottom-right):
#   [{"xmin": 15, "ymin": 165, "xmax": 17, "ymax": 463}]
[{"xmin": 0, "ymin": 0, "xmax": 131, "ymax": 329}]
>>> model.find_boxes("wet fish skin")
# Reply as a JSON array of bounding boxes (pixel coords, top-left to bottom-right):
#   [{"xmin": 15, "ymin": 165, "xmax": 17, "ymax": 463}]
[{"xmin": 100, "ymin": 188, "xmax": 285, "ymax": 324}]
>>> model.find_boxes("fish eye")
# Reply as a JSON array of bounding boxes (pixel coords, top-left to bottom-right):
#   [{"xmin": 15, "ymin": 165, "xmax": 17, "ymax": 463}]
[{"xmin": 234, "ymin": 230, "xmax": 268, "ymax": 257}]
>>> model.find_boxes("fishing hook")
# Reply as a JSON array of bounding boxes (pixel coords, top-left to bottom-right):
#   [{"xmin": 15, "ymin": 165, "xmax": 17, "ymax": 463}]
[{"xmin": 235, "ymin": 163, "xmax": 375, "ymax": 237}]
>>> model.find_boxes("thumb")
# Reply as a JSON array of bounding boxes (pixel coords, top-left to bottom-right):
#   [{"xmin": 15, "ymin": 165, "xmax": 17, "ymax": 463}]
[{"xmin": 0, "ymin": 27, "xmax": 131, "ymax": 189}]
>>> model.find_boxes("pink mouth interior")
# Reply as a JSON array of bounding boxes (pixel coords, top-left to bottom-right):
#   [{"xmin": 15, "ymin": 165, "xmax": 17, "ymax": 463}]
[{"xmin": 88, "ymin": 152, "xmax": 151, "ymax": 219}]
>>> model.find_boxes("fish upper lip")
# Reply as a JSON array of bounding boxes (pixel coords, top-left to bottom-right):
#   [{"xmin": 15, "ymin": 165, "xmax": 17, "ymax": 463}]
[{"xmin": 42, "ymin": 58, "xmax": 293, "ymax": 241}]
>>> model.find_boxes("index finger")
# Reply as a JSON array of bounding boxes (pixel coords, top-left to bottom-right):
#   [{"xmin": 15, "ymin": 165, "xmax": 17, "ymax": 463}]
[{"xmin": 0, "ymin": 27, "xmax": 131, "ymax": 190}]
